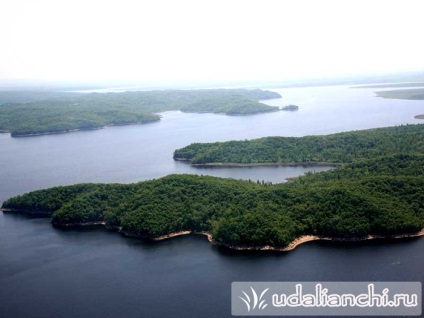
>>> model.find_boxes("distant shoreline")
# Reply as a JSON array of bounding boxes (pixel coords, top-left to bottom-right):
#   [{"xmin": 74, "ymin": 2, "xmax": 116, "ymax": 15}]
[
  {"xmin": 9, "ymin": 120, "xmax": 160, "ymax": 137},
  {"xmin": 352, "ymin": 82, "xmax": 424, "ymax": 89},
  {"xmin": 12, "ymin": 128, "xmax": 87, "ymax": 137}
]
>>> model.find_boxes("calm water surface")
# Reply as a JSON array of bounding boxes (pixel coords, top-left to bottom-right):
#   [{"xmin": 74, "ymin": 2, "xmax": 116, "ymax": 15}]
[{"xmin": 1, "ymin": 85, "xmax": 423, "ymax": 317}]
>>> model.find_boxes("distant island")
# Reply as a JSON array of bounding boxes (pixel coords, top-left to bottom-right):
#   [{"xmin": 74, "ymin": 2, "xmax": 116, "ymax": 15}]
[
  {"xmin": 281, "ymin": 104, "xmax": 299, "ymax": 111},
  {"xmin": 2, "ymin": 124, "xmax": 423, "ymax": 251},
  {"xmin": 0, "ymin": 89, "xmax": 281, "ymax": 137}
]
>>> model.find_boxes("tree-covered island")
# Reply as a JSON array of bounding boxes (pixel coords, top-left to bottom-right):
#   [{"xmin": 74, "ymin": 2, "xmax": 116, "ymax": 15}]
[
  {"xmin": 0, "ymin": 89, "xmax": 280, "ymax": 136},
  {"xmin": 2, "ymin": 124, "xmax": 424, "ymax": 251},
  {"xmin": 281, "ymin": 104, "xmax": 299, "ymax": 111}
]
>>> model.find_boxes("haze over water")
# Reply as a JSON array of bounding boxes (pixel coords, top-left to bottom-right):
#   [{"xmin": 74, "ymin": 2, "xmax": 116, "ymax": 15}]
[{"xmin": 1, "ymin": 84, "xmax": 423, "ymax": 318}]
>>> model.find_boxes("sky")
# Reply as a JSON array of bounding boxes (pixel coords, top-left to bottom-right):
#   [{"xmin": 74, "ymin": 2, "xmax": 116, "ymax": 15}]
[{"xmin": 1, "ymin": 0, "xmax": 424, "ymax": 84}]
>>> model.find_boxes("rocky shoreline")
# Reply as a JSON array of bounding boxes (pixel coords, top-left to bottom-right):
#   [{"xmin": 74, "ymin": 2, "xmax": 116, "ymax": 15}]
[
  {"xmin": 139, "ymin": 229, "xmax": 424, "ymax": 252},
  {"xmin": 57, "ymin": 226, "xmax": 424, "ymax": 251},
  {"xmin": 2, "ymin": 208, "xmax": 423, "ymax": 252},
  {"xmin": 218, "ymin": 230, "xmax": 424, "ymax": 252}
]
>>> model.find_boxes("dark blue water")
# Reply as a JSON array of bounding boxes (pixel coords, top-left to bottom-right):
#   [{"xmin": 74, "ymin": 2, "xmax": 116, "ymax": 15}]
[
  {"xmin": 1, "ymin": 213, "xmax": 422, "ymax": 318},
  {"xmin": 1, "ymin": 85, "xmax": 423, "ymax": 317}
]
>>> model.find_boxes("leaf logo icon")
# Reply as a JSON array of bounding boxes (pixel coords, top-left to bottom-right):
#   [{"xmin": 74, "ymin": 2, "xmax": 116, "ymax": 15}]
[{"xmin": 239, "ymin": 287, "xmax": 269, "ymax": 312}]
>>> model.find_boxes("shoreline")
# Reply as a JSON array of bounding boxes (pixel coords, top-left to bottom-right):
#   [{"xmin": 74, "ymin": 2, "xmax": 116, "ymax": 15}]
[
  {"xmin": 8, "ymin": 119, "xmax": 161, "ymax": 137},
  {"xmin": 180, "ymin": 108, "xmax": 279, "ymax": 116},
  {"xmin": 11, "ymin": 128, "xmax": 99, "ymax": 137},
  {"xmin": 151, "ymin": 231, "xmax": 192, "ymax": 241},
  {"xmin": 224, "ymin": 229, "xmax": 424, "ymax": 252},
  {"xmin": 2, "ymin": 208, "xmax": 423, "ymax": 252},
  {"xmin": 90, "ymin": 226, "xmax": 424, "ymax": 252},
  {"xmin": 0, "ymin": 208, "xmax": 52, "ymax": 216},
  {"xmin": 174, "ymin": 159, "xmax": 339, "ymax": 168}
]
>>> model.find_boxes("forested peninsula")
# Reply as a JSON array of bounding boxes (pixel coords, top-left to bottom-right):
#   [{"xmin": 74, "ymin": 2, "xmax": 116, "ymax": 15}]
[
  {"xmin": 174, "ymin": 124, "xmax": 424, "ymax": 165},
  {"xmin": 3, "ymin": 124, "xmax": 424, "ymax": 251},
  {"xmin": 0, "ymin": 89, "xmax": 280, "ymax": 136}
]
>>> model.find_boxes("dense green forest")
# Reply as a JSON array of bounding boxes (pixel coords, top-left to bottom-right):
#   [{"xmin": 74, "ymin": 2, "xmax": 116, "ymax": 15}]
[
  {"xmin": 2, "ymin": 154, "xmax": 423, "ymax": 248},
  {"xmin": 0, "ymin": 89, "xmax": 280, "ymax": 136},
  {"xmin": 173, "ymin": 124, "xmax": 424, "ymax": 165}
]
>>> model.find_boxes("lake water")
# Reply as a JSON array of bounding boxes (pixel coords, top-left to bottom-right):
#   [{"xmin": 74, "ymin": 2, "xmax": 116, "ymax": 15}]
[{"xmin": 1, "ymin": 85, "xmax": 423, "ymax": 317}]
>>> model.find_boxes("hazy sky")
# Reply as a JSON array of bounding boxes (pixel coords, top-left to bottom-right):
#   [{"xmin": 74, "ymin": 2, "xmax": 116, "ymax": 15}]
[{"xmin": 1, "ymin": 0, "xmax": 424, "ymax": 84}]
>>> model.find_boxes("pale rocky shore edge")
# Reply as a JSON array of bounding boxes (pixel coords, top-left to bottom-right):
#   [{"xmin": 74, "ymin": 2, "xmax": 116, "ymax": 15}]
[
  {"xmin": 2, "ymin": 208, "xmax": 423, "ymax": 252},
  {"xmin": 71, "ymin": 227, "xmax": 424, "ymax": 252},
  {"xmin": 221, "ymin": 229, "xmax": 424, "ymax": 252}
]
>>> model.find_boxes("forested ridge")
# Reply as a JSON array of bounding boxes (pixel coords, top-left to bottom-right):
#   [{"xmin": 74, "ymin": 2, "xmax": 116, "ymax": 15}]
[
  {"xmin": 3, "ymin": 153, "xmax": 423, "ymax": 249},
  {"xmin": 0, "ymin": 89, "xmax": 280, "ymax": 136},
  {"xmin": 173, "ymin": 124, "xmax": 424, "ymax": 165}
]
